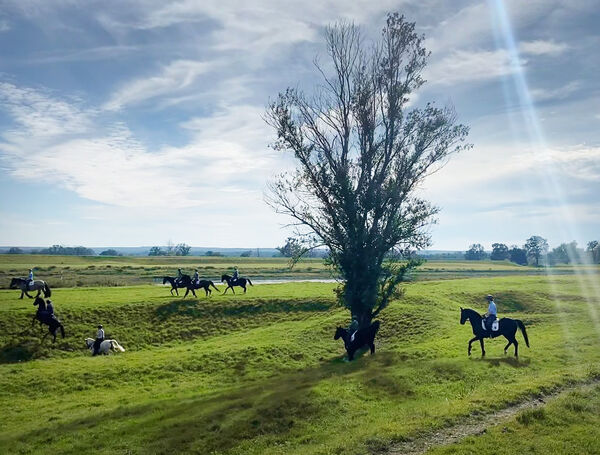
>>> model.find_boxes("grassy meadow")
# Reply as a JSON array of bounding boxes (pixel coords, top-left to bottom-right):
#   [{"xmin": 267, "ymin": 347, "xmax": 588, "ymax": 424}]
[
  {"xmin": 1, "ymin": 254, "xmax": 595, "ymax": 288},
  {"xmin": 0, "ymin": 256, "xmax": 599, "ymax": 454}
]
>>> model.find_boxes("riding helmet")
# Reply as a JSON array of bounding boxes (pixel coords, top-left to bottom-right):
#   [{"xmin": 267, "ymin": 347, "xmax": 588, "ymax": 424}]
[
  {"xmin": 486, "ymin": 294, "xmax": 494, "ymax": 301},
  {"xmin": 98, "ymin": 324, "xmax": 103, "ymax": 329}
]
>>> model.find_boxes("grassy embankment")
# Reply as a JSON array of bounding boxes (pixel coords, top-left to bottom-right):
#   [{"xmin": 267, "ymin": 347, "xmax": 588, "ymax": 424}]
[
  {"xmin": 1, "ymin": 268, "xmax": 599, "ymax": 454},
  {"xmin": 1, "ymin": 254, "xmax": 596, "ymax": 288}
]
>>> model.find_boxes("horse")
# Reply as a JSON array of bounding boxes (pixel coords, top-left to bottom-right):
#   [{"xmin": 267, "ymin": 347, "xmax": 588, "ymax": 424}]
[
  {"xmin": 334, "ymin": 320, "xmax": 380, "ymax": 361},
  {"xmin": 32, "ymin": 297, "xmax": 65, "ymax": 342},
  {"xmin": 85, "ymin": 338, "xmax": 125, "ymax": 355},
  {"xmin": 10, "ymin": 277, "xmax": 51, "ymax": 299},
  {"xmin": 460, "ymin": 307, "xmax": 530, "ymax": 357},
  {"xmin": 183, "ymin": 279, "xmax": 220, "ymax": 298},
  {"xmin": 162, "ymin": 276, "xmax": 188, "ymax": 296},
  {"xmin": 221, "ymin": 274, "xmax": 253, "ymax": 294}
]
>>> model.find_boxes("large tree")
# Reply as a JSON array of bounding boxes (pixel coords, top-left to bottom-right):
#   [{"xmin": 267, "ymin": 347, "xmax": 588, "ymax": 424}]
[
  {"xmin": 490, "ymin": 243, "xmax": 509, "ymax": 261},
  {"xmin": 587, "ymin": 240, "xmax": 599, "ymax": 264},
  {"xmin": 465, "ymin": 243, "xmax": 486, "ymax": 261},
  {"xmin": 524, "ymin": 235, "xmax": 548, "ymax": 266},
  {"xmin": 265, "ymin": 14, "xmax": 470, "ymax": 328}
]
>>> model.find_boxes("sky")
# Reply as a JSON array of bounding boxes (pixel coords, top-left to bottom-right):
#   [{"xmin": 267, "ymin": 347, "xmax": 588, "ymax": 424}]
[{"xmin": 0, "ymin": 0, "xmax": 599, "ymax": 250}]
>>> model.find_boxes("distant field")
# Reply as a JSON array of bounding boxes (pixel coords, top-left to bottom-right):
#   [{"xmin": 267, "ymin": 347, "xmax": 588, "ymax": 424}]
[
  {"xmin": 1, "ymin": 272, "xmax": 599, "ymax": 454},
  {"xmin": 1, "ymin": 254, "xmax": 597, "ymax": 288}
]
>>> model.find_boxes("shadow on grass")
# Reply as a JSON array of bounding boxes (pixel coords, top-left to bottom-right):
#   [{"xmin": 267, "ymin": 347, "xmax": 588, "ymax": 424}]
[
  {"xmin": 478, "ymin": 356, "xmax": 532, "ymax": 368},
  {"xmin": 0, "ymin": 342, "xmax": 36, "ymax": 363},
  {"xmin": 154, "ymin": 298, "xmax": 335, "ymax": 321},
  {"xmin": 9, "ymin": 352, "xmax": 402, "ymax": 454}
]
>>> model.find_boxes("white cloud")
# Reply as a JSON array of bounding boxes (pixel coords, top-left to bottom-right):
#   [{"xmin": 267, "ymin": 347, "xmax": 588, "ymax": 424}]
[
  {"xmin": 530, "ymin": 80, "xmax": 581, "ymax": 101},
  {"xmin": 103, "ymin": 59, "xmax": 216, "ymax": 111},
  {"xmin": 0, "ymin": 83, "xmax": 280, "ymax": 210},
  {"xmin": 519, "ymin": 40, "xmax": 570, "ymax": 56},
  {"xmin": 425, "ymin": 49, "xmax": 522, "ymax": 85}
]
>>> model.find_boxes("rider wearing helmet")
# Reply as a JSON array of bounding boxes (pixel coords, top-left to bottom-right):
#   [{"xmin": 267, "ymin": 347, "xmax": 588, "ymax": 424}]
[
  {"xmin": 193, "ymin": 269, "xmax": 200, "ymax": 285},
  {"xmin": 176, "ymin": 268, "xmax": 184, "ymax": 286},
  {"xmin": 231, "ymin": 266, "xmax": 239, "ymax": 284},
  {"xmin": 484, "ymin": 295, "xmax": 497, "ymax": 335},
  {"xmin": 26, "ymin": 268, "xmax": 34, "ymax": 290},
  {"xmin": 93, "ymin": 324, "xmax": 105, "ymax": 356}
]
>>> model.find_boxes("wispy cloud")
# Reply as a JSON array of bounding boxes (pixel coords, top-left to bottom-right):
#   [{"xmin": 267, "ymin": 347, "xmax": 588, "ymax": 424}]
[
  {"xmin": 103, "ymin": 59, "xmax": 217, "ymax": 111},
  {"xmin": 0, "ymin": 83, "xmax": 278, "ymax": 209},
  {"xmin": 530, "ymin": 80, "xmax": 581, "ymax": 101},
  {"xmin": 425, "ymin": 49, "xmax": 522, "ymax": 85},
  {"xmin": 519, "ymin": 40, "xmax": 570, "ymax": 56}
]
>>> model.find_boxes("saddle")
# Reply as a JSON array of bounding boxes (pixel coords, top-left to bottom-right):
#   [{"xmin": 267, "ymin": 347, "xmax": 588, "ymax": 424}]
[{"xmin": 481, "ymin": 318, "xmax": 499, "ymax": 332}]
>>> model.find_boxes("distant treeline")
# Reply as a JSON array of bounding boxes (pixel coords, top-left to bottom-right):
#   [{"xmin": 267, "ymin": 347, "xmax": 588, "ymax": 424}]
[
  {"xmin": 463, "ymin": 237, "xmax": 600, "ymax": 266},
  {"xmin": 4, "ymin": 245, "xmax": 96, "ymax": 256}
]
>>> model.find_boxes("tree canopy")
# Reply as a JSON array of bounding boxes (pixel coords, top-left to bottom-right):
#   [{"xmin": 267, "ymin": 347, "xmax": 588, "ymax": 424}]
[{"xmin": 265, "ymin": 14, "xmax": 470, "ymax": 327}]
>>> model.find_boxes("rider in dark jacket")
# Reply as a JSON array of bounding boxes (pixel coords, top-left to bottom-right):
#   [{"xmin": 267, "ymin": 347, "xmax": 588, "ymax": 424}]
[
  {"xmin": 93, "ymin": 325, "xmax": 105, "ymax": 356},
  {"xmin": 232, "ymin": 266, "xmax": 239, "ymax": 283}
]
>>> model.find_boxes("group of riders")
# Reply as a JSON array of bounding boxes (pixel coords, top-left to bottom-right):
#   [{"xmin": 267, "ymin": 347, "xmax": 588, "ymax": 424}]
[
  {"xmin": 176, "ymin": 266, "xmax": 240, "ymax": 286},
  {"xmin": 21, "ymin": 266, "xmax": 244, "ymax": 355},
  {"xmin": 20, "ymin": 266, "xmax": 504, "ymax": 356}
]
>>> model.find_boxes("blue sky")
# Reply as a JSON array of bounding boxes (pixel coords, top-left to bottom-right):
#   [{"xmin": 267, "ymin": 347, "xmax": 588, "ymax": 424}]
[{"xmin": 0, "ymin": 0, "xmax": 599, "ymax": 250}]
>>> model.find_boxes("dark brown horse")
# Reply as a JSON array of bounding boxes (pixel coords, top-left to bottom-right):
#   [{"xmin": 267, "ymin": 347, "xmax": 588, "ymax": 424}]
[
  {"xmin": 334, "ymin": 321, "xmax": 380, "ymax": 361},
  {"xmin": 460, "ymin": 307, "xmax": 529, "ymax": 357},
  {"xmin": 221, "ymin": 274, "xmax": 253, "ymax": 294},
  {"xmin": 32, "ymin": 297, "xmax": 65, "ymax": 342}
]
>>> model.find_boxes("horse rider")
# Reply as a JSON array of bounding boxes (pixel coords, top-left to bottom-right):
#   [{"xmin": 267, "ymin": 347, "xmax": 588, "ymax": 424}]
[
  {"xmin": 231, "ymin": 266, "xmax": 239, "ymax": 284},
  {"xmin": 26, "ymin": 268, "xmax": 34, "ymax": 290},
  {"xmin": 484, "ymin": 294, "xmax": 497, "ymax": 335},
  {"xmin": 193, "ymin": 269, "xmax": 200, "ymax": 285},
  {"xmin": 46, "ymin": 299, "xmax": 55, "ymax": 317},
  {"xmin": 176, "ymin": 268, "xmax": 184, "ymax": 286},
  {"xmin": 348, "ymin": 317, "xmax": 359, "ymax": 342},
  {"xmin": 93, "ymin": 324, "xmax": 105, "ymax": 356}
]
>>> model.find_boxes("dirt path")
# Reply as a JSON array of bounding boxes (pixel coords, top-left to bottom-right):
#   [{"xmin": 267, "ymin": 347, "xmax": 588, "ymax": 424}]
[{"xmin": 387, "ymin": 378, "xmax": 600, "ymax": 455}]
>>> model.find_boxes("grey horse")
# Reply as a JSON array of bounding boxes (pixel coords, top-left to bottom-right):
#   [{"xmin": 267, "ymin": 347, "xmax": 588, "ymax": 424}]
[{"xmin": 10, "ymin": 277, "xmax": 52, "ymax": 299}]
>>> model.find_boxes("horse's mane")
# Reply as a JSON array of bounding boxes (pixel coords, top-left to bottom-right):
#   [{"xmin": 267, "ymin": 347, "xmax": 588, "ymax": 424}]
[{"xmin": 463, "ymin": 308, "xmax": 483, "ymax": 319}]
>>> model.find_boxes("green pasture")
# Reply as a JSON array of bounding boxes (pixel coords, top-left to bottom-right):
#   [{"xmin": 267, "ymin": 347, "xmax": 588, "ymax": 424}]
[
  {"xmin": 1, "ymin": 270, "xmax": 599, "ymax": 454},
  {"xmin": 2, "ymin": 254, "xmax": 597, "ymax": 288}
]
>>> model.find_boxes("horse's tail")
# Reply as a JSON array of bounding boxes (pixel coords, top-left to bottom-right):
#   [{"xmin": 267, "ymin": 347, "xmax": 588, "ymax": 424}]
[
  {"xmin": 210, "ymin": 281, "xmax": 219, "ymax": 291},
  {"xmin": 44, "ymin": 282, "xmax": 51, "ymax": 297},
  {"xmin": 247, "ymin": 278, "xmax": 253, "ymax": 286},
  {"xmin": 111, "ymin": 340, "xmax": 125, "ymax": 352},
  {"xmin": 517, "ymin": 320, "xmax": 530, "ymax": 348}
]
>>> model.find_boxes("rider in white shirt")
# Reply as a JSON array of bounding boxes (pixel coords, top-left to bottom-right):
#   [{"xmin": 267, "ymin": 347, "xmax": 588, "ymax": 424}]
[
  {"xmin": 484, "ymin": 295, "xmax": 497, "ymax": 334},
  {"xmin": 193, "ymin": 269, "xmax": 200, "ymax": 285}
]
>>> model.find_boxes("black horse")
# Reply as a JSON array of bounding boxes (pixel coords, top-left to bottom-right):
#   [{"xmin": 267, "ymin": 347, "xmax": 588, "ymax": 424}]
[
  {"xmin": 221, "ymin": 274, "xmax": 253, "ymax": 294},
  {"xmin": 460, "ymin": 307, "xmax": 529, "ymax": 357},
  {"xmin": 10, "ymin": 277, "xmax": 51, "ymax": 299},
  {"xmin": 183, "ymin": 279, "xmax": 220, "ymax": 298},
  {"xmin": 334, "ymin": 321, "xmax": 380, "ymax": 361},
  {"xmin": 162, "ymin": 276, "xmax": 188, "ymax": 296},
  {"xmin": 32, "ymin": 297, "xmax": 65, "ymax": 342}
]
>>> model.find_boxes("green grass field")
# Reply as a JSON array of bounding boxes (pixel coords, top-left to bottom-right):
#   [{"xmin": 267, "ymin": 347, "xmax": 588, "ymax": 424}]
[
  {"xmin": 2, "ymin": 254, "xmax": 596, "ymax": 288},
  {"xmin": 1, "ymin": 257, "xmax": 599, "ymax": 454}
]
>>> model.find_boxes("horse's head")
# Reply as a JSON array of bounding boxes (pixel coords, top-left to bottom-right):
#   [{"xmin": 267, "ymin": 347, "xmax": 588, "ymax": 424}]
[
  {"xmin": 85, "ymin": 338, "xmax": 94, "ymax": 348},
  {"xmin": 221, "ymin": 274, "xmax": 229, "ymax": 283},
  {"xmin": 33, "ymin": 296, "xmax": 45, "ymax": 309},
  {"xmin": 162, "ymin": 277, "xmax": 169, "ymax": 285},
  {"xmin": 9, "ymin": 278, "xmax": 18, "ymax": 288},
  {"xmin": 459, "ymin": 307, "xmax": 466, "ymax": 325},
  {"xmin": 334, "ymin": 327, "xmax": 346, "ymax": 340}
]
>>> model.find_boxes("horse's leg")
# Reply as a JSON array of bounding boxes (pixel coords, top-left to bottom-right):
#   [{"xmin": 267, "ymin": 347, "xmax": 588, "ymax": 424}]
[
  {"xmin": 175, "ymin": 287, "xmax": 179, "ymax": 296},
  {"xmin": 503, "ymin": 339, "xmax": 512, "ymax": 355},
  {"xmin": 348, "ymin": 349, "xmax": 355, "ymax": 361},
  {"xmin": 370, "ymin": 342, "xmax": 375, "ymax": 354},
  {"xmin": 36, "ymin": 289, "xmax": 41, "ymax": 298},
  {"xmin": 32, "ymin": 315, "xmax": 36, "ymax": 327},
  {"xmin": 513, "ymin": 338, "xmax": 519, "ymax": 357},
  {"xmin": 467, "ymin": 336, "xmax": 478, "ymax": 356},
  {"xmin": 192, "ymin": 289, "xmax": 197, "ymax": 298},
  {"xmin": 243, "ymin": 285, "xmax": 247, "ymax": 293},
  {"xmin": 183, "ymin": 288, "xmax": 189, "ymax": 298},
  {"xmin": 25, "ymin": 290, "xmax": 33, "ymax": 299},
  {"xmin": 479, "ymin": 338, "xmax": 486, "ymax": 357}
]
